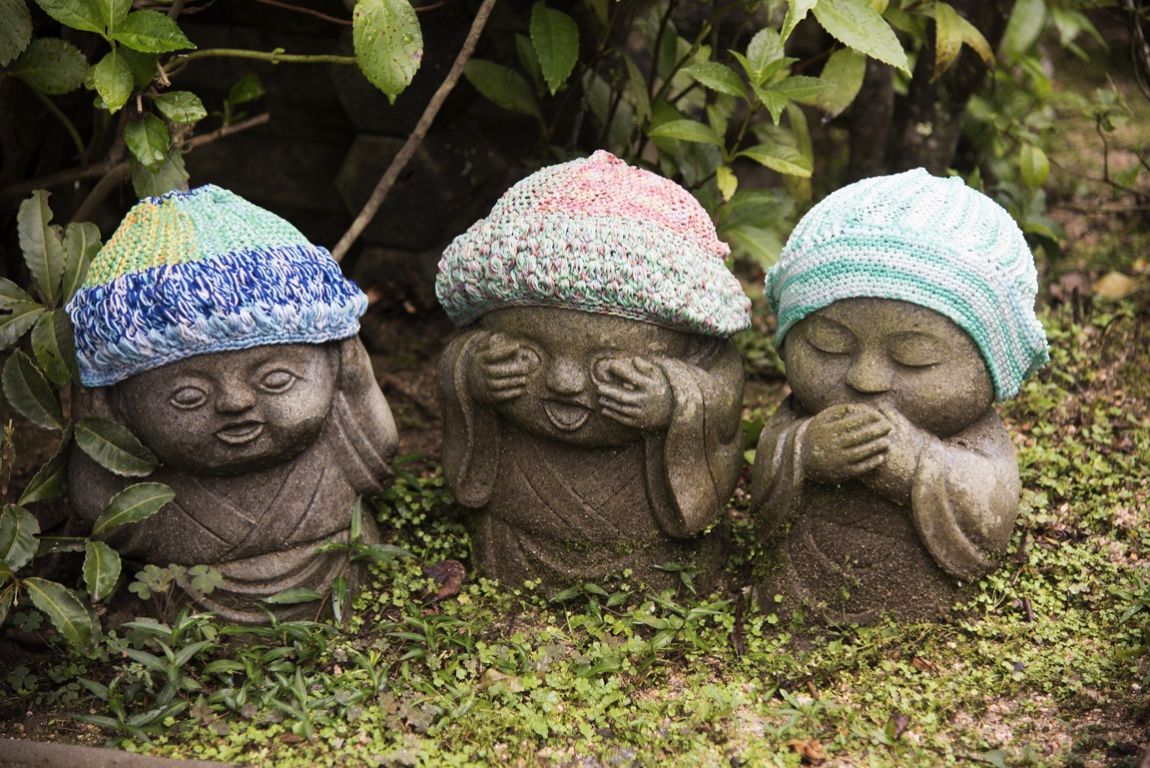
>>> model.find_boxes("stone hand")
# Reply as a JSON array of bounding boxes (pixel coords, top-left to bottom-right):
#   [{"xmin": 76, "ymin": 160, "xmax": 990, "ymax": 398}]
[
  {"xmin": 595, "ymin": 356, "xmax": 674, "ymax": 430},
  {"xmin": 468, "ymin": 332, "xmax": 541, "ymax": 404},
  {"xmin": 862, "ymin": 404, "xmax": 931, "ymax": 501},
  {"xmin": 801, "ymin": 403, "xmax": 892, "ymax": 484}
]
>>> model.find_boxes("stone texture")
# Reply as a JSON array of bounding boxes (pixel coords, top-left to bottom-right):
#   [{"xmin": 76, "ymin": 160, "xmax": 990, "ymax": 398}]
[
  {"xmin": 0, "ymin": 739, "xmax": 232, "ymax": 767},
  {"xmin": 68, "ymin": 339, "xmax": 398, "ymax": 624},
  {"xmin": 439, "ymin": 307, "xmax": 745, "ymax": 594},
  {"xmin": 751, "ymin": 298, "xmax": 1022, "ymax": 624}
]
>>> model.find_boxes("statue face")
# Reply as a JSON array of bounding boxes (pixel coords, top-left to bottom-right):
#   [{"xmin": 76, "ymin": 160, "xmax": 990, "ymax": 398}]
[
  {"xmin": 114, "ymin": 344, "xmax": 338, "ymax": 475},
  {"xmin": 479, "ymin": 307, "xmax": 697, "ymax": 446},
  {"xmin": 783, "ymin": 298, "xmax": 994, "ymax": 437}
]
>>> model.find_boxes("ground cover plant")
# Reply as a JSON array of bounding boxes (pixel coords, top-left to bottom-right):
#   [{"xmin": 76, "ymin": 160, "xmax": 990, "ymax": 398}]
[
  {"xmin": 0, "ymin": 295, "xmax": 1147, "ymax": 766},
  {"xmin": 2, "ymin": 1, "xmax": 1150, "ymax": 765}
]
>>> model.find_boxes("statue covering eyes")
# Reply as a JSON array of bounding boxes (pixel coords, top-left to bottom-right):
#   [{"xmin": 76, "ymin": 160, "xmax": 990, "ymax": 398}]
[
  {"xmin": 66, "ymin": 186, "xmax": 397, "ymax": 624},
  {"xmin": 435, "ymin": 151, "xmax": 752, "ymax": 593},
  {"xmin": 751, "ymin": 169, "xmax": 1050, "ymax": 624}
]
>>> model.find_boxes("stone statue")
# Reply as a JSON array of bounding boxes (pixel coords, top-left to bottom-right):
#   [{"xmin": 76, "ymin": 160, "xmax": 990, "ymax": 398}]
[
  {"xmin": 750, "ymin": 169, "xmax": 1049, "ymax": 624},
  {"xmin": 66, "ymin": 185, "xmax": 397, "ymax": 624},
  {"xmin": 435, "ymin": 151, "xmax": 751, "ymax": 593}
]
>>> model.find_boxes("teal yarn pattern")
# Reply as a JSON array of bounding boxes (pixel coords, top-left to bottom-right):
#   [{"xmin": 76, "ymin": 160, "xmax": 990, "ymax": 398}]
[
  {"xmin": 436, "ymin": 151, "xmax": 751, "ymax": 337},
  {"xmin": 767, "ymin": 168, "xmax": 1049, "ymax": 401},
  {"xmin": 67, "ymin": 186, "xmax": 367, "ymax": 387}
]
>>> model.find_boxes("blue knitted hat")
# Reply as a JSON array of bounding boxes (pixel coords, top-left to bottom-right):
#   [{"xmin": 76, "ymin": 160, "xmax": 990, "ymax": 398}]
[
  {"xmin": 67, "ymin": 185, "xmax": 367, "ymax": 387},
  {"xmin": 436, "ymin": 151, "xmax": 751, "ymax": 337},
  {"xmin": 767, "ymin": 168, "xmax": 1048, "ymax": 401}
]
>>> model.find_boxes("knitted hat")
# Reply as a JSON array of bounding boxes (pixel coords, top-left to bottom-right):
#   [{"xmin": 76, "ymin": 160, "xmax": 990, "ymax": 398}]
[
  {"xmin": 67, "ymin": 185, "xmax": 367, "ymax": 387},
  {"xmin": 435, "ymin": 150, "xmax": 751, "ymax": 337},
  {"xmin": 767, "ymin": 168, "xmax": 1048, "ymax": 401}
]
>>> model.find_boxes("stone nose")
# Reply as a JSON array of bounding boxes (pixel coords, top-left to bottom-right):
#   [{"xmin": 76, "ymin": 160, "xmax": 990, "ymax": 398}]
[
  {"xmin": 845, "ymin": 350, "xmax": 892, "ymax": 395},
  {"xmin": 214, "ymin": 383, "xmax": 257, "ymax": 414},
  {"xmin": 545, "ymin": 356, "xmax": 589, "ymax": 396}
]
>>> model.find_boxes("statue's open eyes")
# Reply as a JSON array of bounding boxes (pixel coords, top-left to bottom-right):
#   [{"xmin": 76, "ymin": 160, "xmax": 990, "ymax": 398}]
[
  {"xmin": 259, "ymin": 369, "xmax": 297, "ymax": 393},
  {"xmin": 170, "ymin": 386, "xmax": 208, "ymax": 410}
]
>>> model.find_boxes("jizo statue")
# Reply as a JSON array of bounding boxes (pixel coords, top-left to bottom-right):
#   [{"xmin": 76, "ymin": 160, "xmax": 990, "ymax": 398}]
[
  {"xmin": 751, "ymin": 169, "xmax": 1049, "ymax": 624},
  {"xmin": 435, "ymin": 151, "xmax": 752, "ymax": 593},
  {"xmin": 66, "ymin": 186, "xmax": 397, "ymax": 623}
]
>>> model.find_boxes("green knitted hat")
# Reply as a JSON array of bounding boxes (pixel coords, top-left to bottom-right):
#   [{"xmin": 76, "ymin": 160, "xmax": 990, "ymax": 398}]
[
  {"xmin": 767, "ymin": 169, "xmax": 1048, "ymax": 401},
  {"xmin": 67, "ymin": 185, "xmax": 367, "ymax": 387},
  {"xmin": 436, "ymin": 150, "xmax": 751, "ymax": 337}
]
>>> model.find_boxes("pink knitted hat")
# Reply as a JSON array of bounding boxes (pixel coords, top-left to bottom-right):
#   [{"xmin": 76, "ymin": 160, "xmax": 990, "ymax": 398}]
[{"xmin": 435, "ymin": 150, "xmax": 751, "ymax": 337}]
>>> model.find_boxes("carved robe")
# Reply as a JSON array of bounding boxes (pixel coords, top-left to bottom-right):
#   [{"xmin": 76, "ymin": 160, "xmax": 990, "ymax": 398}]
[
  {"xmin": 439, "ymin": 332, "xmax": 745, "ymax": 592},
  {"xmin": 752, "ymin": 397, "xmax": 1020, "ymax": 624}
]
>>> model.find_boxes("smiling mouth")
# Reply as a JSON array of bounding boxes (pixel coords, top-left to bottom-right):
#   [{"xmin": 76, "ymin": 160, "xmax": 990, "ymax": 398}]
[
  {"xmin": 543, "ymin": 401, "xmax": 592, "ymax": 432},
  {"xmin": 215, "ymin": 422, "xmax": 265, "ymax": 446}
]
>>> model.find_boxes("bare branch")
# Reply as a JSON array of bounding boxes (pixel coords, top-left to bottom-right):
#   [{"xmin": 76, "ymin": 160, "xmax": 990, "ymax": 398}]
[{"xmin": 331, "ymin": 0, "xmax": 500, "ymax": 262}]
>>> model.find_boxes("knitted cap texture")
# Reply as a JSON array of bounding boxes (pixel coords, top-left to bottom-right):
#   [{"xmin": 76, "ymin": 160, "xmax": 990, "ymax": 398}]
[
  {"xmin": 435, "ymin": 150, "xmax": 751, "ymax": 337},
  {"xmin": 67, "ymin": 185, "xmax": 367, "ymax": 387},
  {"xmin": 767, "ymin": 168, "xmax": 1049, "ymax": 401}
]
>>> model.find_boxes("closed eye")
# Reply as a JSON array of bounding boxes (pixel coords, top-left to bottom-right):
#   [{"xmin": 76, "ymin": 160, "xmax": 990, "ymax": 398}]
[
  {"xmin": 170, "ymin": 385, "xmax": 208, "ymax": 409},
  {"xmin": 887, "ymin": 333, "xmax": 945, "ymax": 367},
  {"xmin": 259, "ymin": 369, "xmax": 298, "ymax": 393},
  {"xmin": 802, "ymin": 317, "xmax": 855, "ymax": 355}
]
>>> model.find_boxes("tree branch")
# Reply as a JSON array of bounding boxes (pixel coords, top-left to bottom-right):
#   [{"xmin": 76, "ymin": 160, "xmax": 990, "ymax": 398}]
[
  {"xmin": 175, "ymin": 48, "xmax": 357, "ymax": 66},
  {"xmin": 331, "ymin": 0, "xmax": 500, "ymax": 262}
]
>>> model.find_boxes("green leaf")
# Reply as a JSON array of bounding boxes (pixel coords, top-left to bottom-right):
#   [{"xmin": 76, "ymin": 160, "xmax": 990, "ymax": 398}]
[
  {"xmin": 0, "ymin": 505, "xmax": 39, "ymax": 571},
  {"xmin": 464, "ymin": 60, "xmax": 540, "ymax": 118},
  {"xmin": 227, "ymin": 73, "xmax": 264, "ymax": 106},
  {"xmin": 647, "ymin": 118, "xmax": 722, "ymax": 146},
  {"xmin": 32, "ymin": 0, "xmax": 105, "ymax": 35},
  {"xmin": 61, "ymin": 222, "xmax": 100, "ymax": 302},
  {"xmin": 781, "ymin": 0, "xmax": 819, "ymax": 44},
  {"xmin": 583, "ymin": 0, "xmax": 607, "ymax": 26},
  {"xmin": 129, "ymin": 147, "xmax": 187, "ymax": 199},
  {"xmin": 0, "ymin": 0, "xmax": 32, "ymax": 66},
  {"xmin": 739, "ymin": 27, "xmax": 784, "ymax": 87},
  {"xmin": 955, "ymin": 9, "xmax": 995, "ymax": 69},
  {"xmin": 36, "ymin": 536, "xmax": 86, "ymax": 555},
  {"xmin": 152, "ymin": 91, "xmax": 206, "ymax": 124},
  {"xmin": 739, "ymin": 143, "xmax": 813, "ymax": 177},
  {"xmin": 770, "ymin": 75, "xmax": 830, "ymax": 105},
  {"xmin": 17, "ymin": 190, "xmax": 66, "ymax": 306},
  {"xmin": 1020, "ymin": 143, "xmax": 1049, "ymax": 189},
  {"xmin": 815, "ymin": 48, "xmax": 866, "ymax": 117},
  {"xmin": 90, "ymin": 481, "xmax": 174, "ymax": 538},
  {"xmin": 24, "ymin": 577, "xmax": 98, "ymax": 653},
  {"xmin": 75, "ymin": 417, "xmax": 159, "ymax": 477},
  {"xmin": 124, "ymin": 114, "xmax": 170, "ymax": 170},
  {"xmin": 354, "ymin": 543, "xmax": 413, "ymax": 563},
  {"xmin": 263, "ymin": 587, "xmax": 324, "ymax": 605},
  {"xmin": 112, "ymin": 10, "xmax": 194, "ymax": 53},
  {"xmin": 0, "ymin": 278, "xmax": 36, "ymax": 310},
  {"xmin": 530, "ymin": 1, "xmax": 579, "ymax": 95},
  {"xmin": 88, "ymin": 48, "xmax": 134, "ymax": 113},
  {"xmin": 0, "ymin": 584, "xmax": 15, "ymax": 626},
  {"xmin": 514, "ymin": 32, "xmax": 543, "ymax": 91},
  {"xmin": 716, "ymin": 165, "xmax": 737, "ymax": 202},
  {"xmin": 751, "ymin": 83, "xmax": 791, "ymax": 124},
  {"xmin": 812, "ymin": 0, "xmax": 910, "ymax": 75},
  {"xmin": 682, "ymin": 61, "xmax": 745, "ymax": 98},
  {"xmin": 1001, "ymin": 0, "xmax": 1045, "ymax": 61},
  {"xmin": 31, "ymin": 309, "xmax": 74, "ymax": 386},
  {"xmin": 723, "ymin": 224, "xmax": 782, "ymax": 268},
  {"xmin": 623, "ymin": 55, "xmax": 651, "ymax": 124},
  {"xmin": 8, "ymin": 38, "xmax": 89, "ymax": 95},
  {"xmin": 18, "ymin": 429, "xmax": 71, "ymax": 506},
  {"xmin": 2, "ymin": 351, "xmax": 63, "ymax": 430},
  {"xmin": 118, "ymin": 47, "xmax": 156, "ymax": 88},
  {"xmin": 352, "ymin": 0, "xmax": 422, "ymax": 104},
  {"xmin": 933, "ymin": 2, "xmax": 964, "ymax": 81},
  {"xmin": 83, "ymin": 540, "xmax": 121, "ymax": 602},
  {"xmin": 0, "ymin": 300, "xmax": 45, "ymax": 353}
]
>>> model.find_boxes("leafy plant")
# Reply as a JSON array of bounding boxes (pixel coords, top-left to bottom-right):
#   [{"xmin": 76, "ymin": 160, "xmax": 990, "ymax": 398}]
[
  {"xmin": 0, "ymin": 191, "xmax": 173, "ymax": 654},
  {"xmin": 0, "ymin": 0, "xmax": 425, "ymax": 207}
]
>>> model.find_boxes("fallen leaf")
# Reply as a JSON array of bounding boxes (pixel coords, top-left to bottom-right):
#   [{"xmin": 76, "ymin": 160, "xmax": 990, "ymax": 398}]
[
  {"xmin": 1094, "ymin": 271, "xmax": 1137, "ymax": 300},
  {"xmin": 785, "ymin": 738, "xmax": 826, "ymax": 765},
  {"xmin": 423, "ymin": 559, "xmax": 466, "ymax": 602}
]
